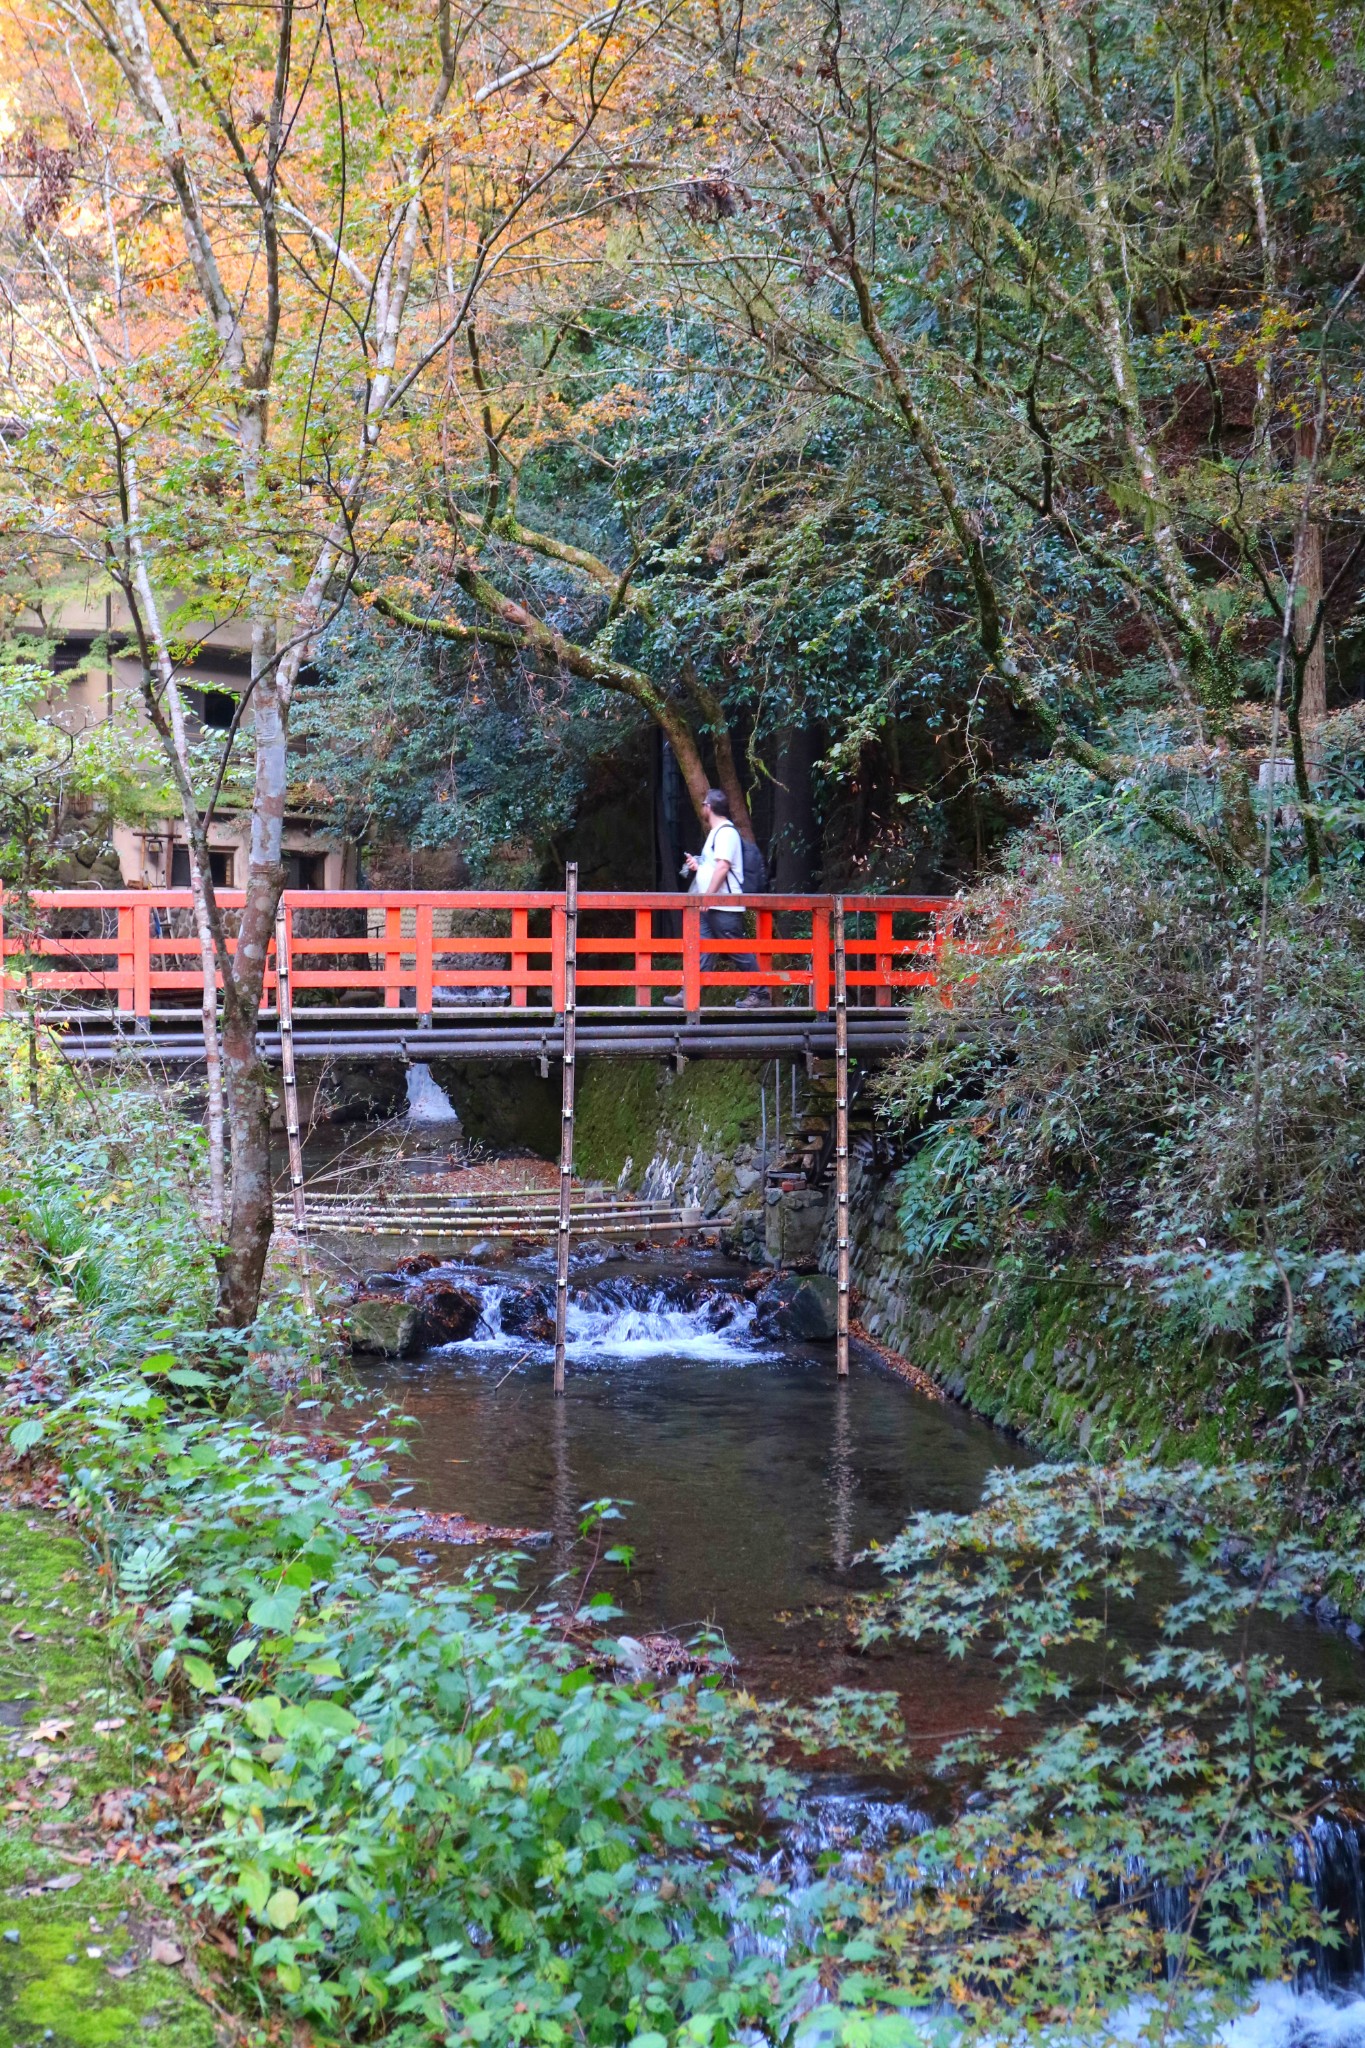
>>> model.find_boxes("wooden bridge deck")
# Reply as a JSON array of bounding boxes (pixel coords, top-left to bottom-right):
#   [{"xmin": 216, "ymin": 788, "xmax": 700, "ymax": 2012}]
[{"xmin": 33, "ymin": 1003, "xmax": 918, "ymax": 1064}]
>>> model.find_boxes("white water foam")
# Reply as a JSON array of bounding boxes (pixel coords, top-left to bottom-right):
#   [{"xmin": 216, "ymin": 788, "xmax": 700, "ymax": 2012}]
[
  {"xmin": 1071, "ymin": 1985, "xmax": 1365, "ymax": 2047},
  {"xmin": 405, "ymin": 1062, "xmax": 460, "ymax": 1124},
  {"xmin": 1218, "ymin": 1985, "xmax": 1365, "ymax": 2046},
  {"xmin": 451, "ymin": 1277, "xmax": 768, "ymax": 1365}
]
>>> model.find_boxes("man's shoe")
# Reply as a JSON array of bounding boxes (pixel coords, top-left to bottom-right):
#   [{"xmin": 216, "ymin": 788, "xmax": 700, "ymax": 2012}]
[
  {"xmin": 738, "ymin": 989, "xmax": 773, "ymax": 1007},
  {"xmin": 662, "ymin": 992, "xmax": 685, "ymax": 1007}
]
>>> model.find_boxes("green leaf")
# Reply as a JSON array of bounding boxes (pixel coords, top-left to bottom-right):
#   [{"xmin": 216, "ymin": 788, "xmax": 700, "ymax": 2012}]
[
  {"xmin": 302, "ymin": 1700, "xmax": 357, "ymax": 1737},
  {"xmin": 9, "ymin": 1418, "xmax": 44, "ymax": 1454},
  {"xmin": 181, "ymin": 1654, "xmax": 218, "ymax": 1693},
  {"xmin": 265, "ymin": 1887, "xmax": 301, "ymax": 1930},
  {"xmin": 247, "ymin": 1588, "xmax": 303, "ymax": 1632}
]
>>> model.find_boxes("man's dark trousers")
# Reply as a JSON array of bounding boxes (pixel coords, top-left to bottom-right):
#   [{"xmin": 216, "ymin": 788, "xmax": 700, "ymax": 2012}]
[{"xmin": 700, "ymin": 906, "xmax": 758, "ymax": 976}]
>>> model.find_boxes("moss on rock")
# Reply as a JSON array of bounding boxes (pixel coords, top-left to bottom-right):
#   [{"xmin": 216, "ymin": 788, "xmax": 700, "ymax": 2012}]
[
  {"xmin": 827, "ymin": 1138, "xmax": 1266, "ymax": 1471},
  {"xmin": 575, "ymin": 1061, "xmax": 765, "ymax": 1187}
]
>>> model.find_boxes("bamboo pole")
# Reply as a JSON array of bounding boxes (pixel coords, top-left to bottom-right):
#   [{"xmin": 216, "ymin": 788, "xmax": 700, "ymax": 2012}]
[
  {"xmin": 274, "ymin": 904, "xmax": 316, "ymax": 1335},
  {"xmin": 553, "ymin": 863, "xmax": 579, "ymax": 1397},
  {"xmin": 833, "ymin": 896, "xmax": 850, "ymax": 1378}
]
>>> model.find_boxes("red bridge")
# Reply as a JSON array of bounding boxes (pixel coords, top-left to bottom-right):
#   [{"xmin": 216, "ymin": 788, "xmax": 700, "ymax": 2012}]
[{"xmin": 1, "ymin": 888, "xmax": 953, "ymax": 1063}]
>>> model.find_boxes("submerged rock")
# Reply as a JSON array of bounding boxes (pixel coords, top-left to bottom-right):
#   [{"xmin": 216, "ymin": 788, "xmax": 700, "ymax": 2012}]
[
  {"xmin": 357, "ymin": 1270, "xmax": 407, "ymax": 1296},
  {"xmin": 755, "ymin": 1272, "xmax": 840, "ymax": 1342},
  {"xmin": 348, "ymin": 1297, "xmax": 421, "ymax": 1356}
]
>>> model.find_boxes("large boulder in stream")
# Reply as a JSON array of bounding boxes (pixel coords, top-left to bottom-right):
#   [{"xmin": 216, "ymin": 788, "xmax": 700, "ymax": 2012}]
[
  {"xmin": 755, "ymin": 1272, "xmax": 840, "ymax": 1342},
  {"xmin": 411, "ymin": 1282, "xmax": 482, "ymax": 1346},
  {"xmin": 348, "ymin": 1297, "xmax": 421, "ymax": 1357},
  {"xmin": 499, "ymin": 1287, "xmax": 555, "ymax": 1342}
]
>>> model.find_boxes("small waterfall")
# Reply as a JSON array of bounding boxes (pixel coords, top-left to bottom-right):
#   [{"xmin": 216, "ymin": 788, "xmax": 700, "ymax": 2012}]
[
  {"xmin": 388, "ymin": 1268, "xmax": 765, "ymax": 1363},
  {"xmin": 406, "ymin": 1063, "xmax": 460, "ymax": 1125}
]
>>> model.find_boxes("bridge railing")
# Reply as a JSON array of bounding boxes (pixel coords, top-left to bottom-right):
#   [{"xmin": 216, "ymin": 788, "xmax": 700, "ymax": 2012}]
[{"xmin": 0, "ymin": 889, "xmax": 955, "ymax": 1021}]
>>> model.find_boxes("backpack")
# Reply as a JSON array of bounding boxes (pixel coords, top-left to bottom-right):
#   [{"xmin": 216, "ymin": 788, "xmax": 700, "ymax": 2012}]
[{"xmin": 739, "ymin": 833, "xmax": 770, "ymax": 895}]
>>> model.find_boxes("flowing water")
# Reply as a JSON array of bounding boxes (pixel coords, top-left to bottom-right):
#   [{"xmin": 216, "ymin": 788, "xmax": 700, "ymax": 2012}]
[
  {"xmin": 362, "ymin": 1254, "xmax": 1032, "ymax": 1729},
  {"xmin": 348, "ymin": 1234, "xmax": 1365, "ymax": 2038}
]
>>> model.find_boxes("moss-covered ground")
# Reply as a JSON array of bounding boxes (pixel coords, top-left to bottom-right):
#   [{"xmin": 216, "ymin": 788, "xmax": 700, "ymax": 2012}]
[{"xmin": 0, "ymin": 1508, "xmax": 217, "ymax": 2048}]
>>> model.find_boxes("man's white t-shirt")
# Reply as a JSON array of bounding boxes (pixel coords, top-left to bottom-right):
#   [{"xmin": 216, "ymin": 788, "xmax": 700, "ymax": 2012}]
[{"xmin": 694, "ymin": 819, "xmax": 743, "ymax": 897}]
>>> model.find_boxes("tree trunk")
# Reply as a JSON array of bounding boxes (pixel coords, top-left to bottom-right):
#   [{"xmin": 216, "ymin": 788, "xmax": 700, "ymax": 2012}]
[
  {"xmin": 217, "ymin": 1004, "xmax": 275, "ymax": 1325},
  {"xmin": 1294, "ymin": 427, "xmax": 1327, "ymax": 784},
  {"xmin": 213, "ymin": 625, "xmax": 288, "ymax": 1326},
  {"xmin": 770, "ymin": 721, "xmax": 818, "ymax": 889}
]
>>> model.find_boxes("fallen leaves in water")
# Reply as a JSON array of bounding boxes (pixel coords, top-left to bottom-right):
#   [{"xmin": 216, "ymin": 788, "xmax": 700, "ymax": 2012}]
[
  {"xmin": 584, "ymin": 1632, "xmax": 734, "ymax": 1680},
  {"xmin": 404, "ymin": 1510, "xmax": 552, "ymax": 1548}
]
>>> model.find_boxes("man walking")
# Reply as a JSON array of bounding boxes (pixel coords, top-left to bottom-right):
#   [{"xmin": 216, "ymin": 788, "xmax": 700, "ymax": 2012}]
[{"xmin": 665, "ymin": 789, "xmax": 770, "ymax": 1006}]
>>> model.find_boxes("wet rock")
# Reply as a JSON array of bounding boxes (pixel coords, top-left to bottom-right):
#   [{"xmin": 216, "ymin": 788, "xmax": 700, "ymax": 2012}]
[
  {"xmin": 357, "ymin": 1271, "xmax": 407, "ymax": 1297},
  {"xmin": 394, "ymin": 1253, "xmax": 442, "ymax": 1277},
  {"xmin": 499, "ymin": 1289, "xmax": 554, "ymax": 1341},
  {"xmin": 348, "ymin": 1298, "xmax": 421, "ymax": 1357},
  {"xmin": 755, "ymin": 1272, "xmax": 839, "ymax": 1342},
  {"xmin": 411, "ymin": 1283, "xmax": 481, "ymax": 1346}
]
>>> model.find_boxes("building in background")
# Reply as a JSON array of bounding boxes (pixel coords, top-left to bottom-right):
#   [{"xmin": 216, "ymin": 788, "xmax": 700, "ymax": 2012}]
[{"xmin": 28, "ymin": 584, "xmax": 356, "ymax": 892}]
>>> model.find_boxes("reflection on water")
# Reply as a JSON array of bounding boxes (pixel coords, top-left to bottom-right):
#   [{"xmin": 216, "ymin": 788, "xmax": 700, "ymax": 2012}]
[
  {"xmin": 352, "ymin": 1250, "xmax": 1365, "ymax": 2030},
  {"xmin": 360, "ymin": 1255, "xmax": 1025, "ymax": 1734}
]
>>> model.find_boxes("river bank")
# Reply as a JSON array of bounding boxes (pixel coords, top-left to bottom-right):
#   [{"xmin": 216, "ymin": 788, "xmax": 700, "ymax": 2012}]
[
  {"xmin": 0, "ymin": 1486, "xmax": 217, "ymax": 2047},
  {"xmin": 10, "ymin": 1050, "xmax": 1365, "ymax": 2045}
]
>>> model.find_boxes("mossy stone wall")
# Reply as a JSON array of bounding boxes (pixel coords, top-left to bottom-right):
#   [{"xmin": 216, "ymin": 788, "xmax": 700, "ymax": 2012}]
[
  {"xmin": 574, "ymin": 1060, "xmax": 765, "ymax": 1188},
  {"xmin": 823, "ymin": 1138, "xmax": 1255, "ymax": 1466}
]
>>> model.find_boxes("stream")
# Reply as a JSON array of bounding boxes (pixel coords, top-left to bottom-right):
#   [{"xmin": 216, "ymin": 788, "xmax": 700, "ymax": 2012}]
[{"xmin": 326, "ymin": 1091, "xmax": 1365, "ymax": 2039}]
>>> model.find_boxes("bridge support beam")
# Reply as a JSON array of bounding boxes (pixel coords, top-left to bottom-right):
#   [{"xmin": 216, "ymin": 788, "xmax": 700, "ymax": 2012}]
[
  {"xmin": 553, "ymin": 864, "xmax": 579, "ymax": 1396},
  {"xmin": 834, "ymin": 897, "xmax": 850, "ymax": 1378}
]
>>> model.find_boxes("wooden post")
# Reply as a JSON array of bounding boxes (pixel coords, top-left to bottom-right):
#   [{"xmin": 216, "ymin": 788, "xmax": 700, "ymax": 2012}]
[
  {"xmin": 634, "ymin": 907, "xmax": 651, "ymax": 1008},
  {"xmin": 833, "ymin": 895, "xmax": 851, "ymax": 1378},
  {"xmin": 384, "ymin": 903, "xmax": 402, "ymax": 1008},
  {"xmin": 511, "ymin": 906, "xmax": 529, "ymax": 1008},
  {"xmin": 553, "ymin": 863, "xmax": 579, "ymax": 1397},
  {"xmin": 274, "ymin": 904, "xmax": 317, "ymax": 1335}
]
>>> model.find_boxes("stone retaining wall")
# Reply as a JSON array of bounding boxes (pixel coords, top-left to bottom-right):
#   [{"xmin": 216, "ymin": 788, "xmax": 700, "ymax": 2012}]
[{"xmin": 816, "ymin": 1137, "xmax": 918, "ymax": 1350}]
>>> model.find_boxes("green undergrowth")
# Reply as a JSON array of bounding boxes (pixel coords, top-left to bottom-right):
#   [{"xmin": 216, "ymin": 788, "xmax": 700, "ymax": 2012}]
[
  {"xmin": 871, "ymin": 801, "xmax": 1365, "ymax": 1535},
  {"xmin": 10, "ymin": 1051, "xmax": 1365, "ymax": 2044},
  {"xmin": 575, "ymin": 1060, "xmax": 763, "ymax": 1186},
  {"xmin": 0, "ymin": 1507, "xmax": 215, "ymax": 2048}
]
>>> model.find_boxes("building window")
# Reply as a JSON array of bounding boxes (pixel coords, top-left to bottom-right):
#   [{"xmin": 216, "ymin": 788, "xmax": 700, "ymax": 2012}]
[
  {"xmin": 201, "ymin": 689, "xmax": 237, "ymax": 730},
  {"xmin": 171, "ymin": 846, "xmax": 234, "ymax": 887},
  {"xmin": 283, "ymin": 851, "xmax": 326, "ymax": 890}
]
